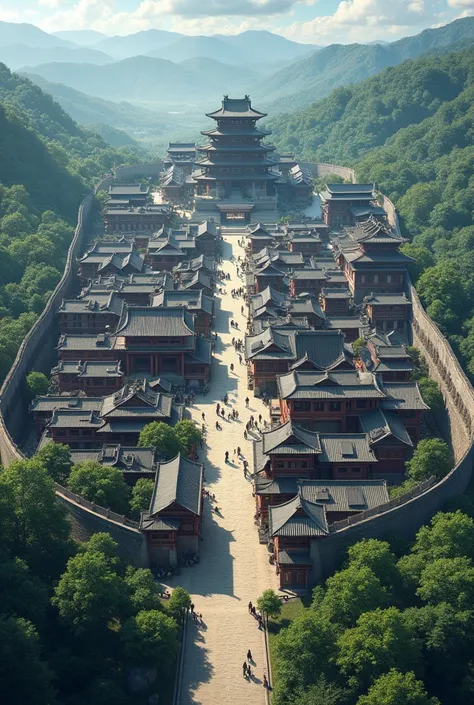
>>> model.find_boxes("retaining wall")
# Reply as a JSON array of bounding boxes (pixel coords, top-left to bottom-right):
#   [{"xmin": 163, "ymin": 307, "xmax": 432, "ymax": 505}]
[
  {"xmin": 300, "ymin": 162, "xmax": 355, "ymax": 183},
  {"xmin": 0, "ymin": 160, "xmax": 472, "ymax": 572}
]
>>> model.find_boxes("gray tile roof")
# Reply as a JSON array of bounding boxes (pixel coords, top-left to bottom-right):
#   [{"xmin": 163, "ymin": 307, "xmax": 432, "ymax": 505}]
[
  {"xmin": 325, "ymin": 316, "xmax": 367, "ymax": 330},
  {"xmin": 179, "ymin": 270, "xmax": 213, "ymax": 291},
  {"xmin": 151, "ymin": 289, "xmax": 214, "ymax": 316},
  {"xmin": 269, "ymin": 491, "xmax": 329, "ymax": 537},
  {"xmin": 359, "ymin": 408, "xmax": 413, "ymax": 447},
  {"xmin": 245, "ymin": 328, "xmax": 349, "ymax": 369},
  {"xmin": 31, "ymin": 396, "xmax": 102, "ymax": 413},
  {"xmin": 261, "ymin": 420, "xmax": 321, "ymax": 455},
  {"xmin": 365, "ymin": 292, "xmax": 411, "ymax": 306},
  {"xmin": 70, "ymin": 445, "xmax": 157, "ymax": 473},
  {"xmin": 100, "ymin": 380, "xmax": 176, "ymax": 420},
  {"xmin": 380, "ymin": 382, "xmax": 429, "ymax": 411},
  {"xmin": 255, "ymin": 476, "xmax": 298, "ymax": 495},
  {"xmin": 299, "ymin": 479, "xmax": 389, "ymax": 512},
  {"xmin": 319, "ymin": 434, "xmax": 377, "ymax": 463},
  {"xmin": 149, "ymin": 454, "xmax": 203, "ymax": 516},
  {"xmin": 57, "ymin": 333, "xmax": 114, "ymax": 351},
  {"xmin": 291, "ymin": 269, "xmax": 329, "ymax": 281},
  {"xmin": 48, "ymin": 409, "xmax": 103, "ymax": 429},
  {"xmin": 114, "ymin": 306, "xmax": 195, "ymax": 338},
  {"xmin": 58, "ymin": 292, "xmax": 124, "ymax": 317},
  {"xmin": 277, "ymin": 550, "xmax": 311, "ymax": 565},
  {"xmin": 52, "ymin": 360, "xmax": 123, "ymax": 378},
  {"xmin": 185, "ymin": 336, "xmax": 212, "ymax": 365},
  {"xmin": 321, "ymin": 288, "xmax": 351, "ymax": 299},
  {"xmin": 277, "ymin": 369, "xmax": 385, "ymax": 400}
]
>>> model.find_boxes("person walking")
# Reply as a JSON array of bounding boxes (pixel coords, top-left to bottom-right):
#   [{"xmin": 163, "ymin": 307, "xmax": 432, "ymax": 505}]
[
  {"xmin": 241, "ymin": 305, "xmax": 244, "ymax": 315},
  {"xmin": 237, "ymin": 446, "xmax": 241, "ymax": 457},
  {"xmin": 202, "ymin": 412, "xmax": 206, "ymax": 422},
  {"xmin": 247, "ymin": 665, "xmax": 252, "ymax": 678},
  {"xmin": 248, "ymin": 601, "xmax": 252, "ymax": 613},
  {"xmin": 221, "ymin": 408, "xmax": 225, "ymax": 418},
  {"xmin": 247, "ymin": 649, "xmax": 252, "ymax": 662},
  {"xmin": 245, "ymin": 397, "xmax": 249, "ymax": 407},
  {"xmin": 244, "ymin": 430, "xmax": 247, "ymax": 440},
  {"xmin": 225, "ymin": 451, "xmax": 229, "ymax": 463},
  {"xmin": 230, "ymin": 363, "xmax": 234, "ymax": 373},
  {"xmin": 242, "ymin": 662, "xmax": 248, "ymax": 678},
  {"xmin": 216, "ymin": 403, "xmax": 220, "ymax": 414},
  {"xmin": 263, "ymin": 675, "xmax": 268, "ymax": 689}
]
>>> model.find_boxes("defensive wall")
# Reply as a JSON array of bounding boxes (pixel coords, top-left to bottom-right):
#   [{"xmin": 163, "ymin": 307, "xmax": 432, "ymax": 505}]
[
  {"xmin": 0, "ymin": 160, "xmax": 472, "ymax": 573},
  {"xmin": 300, "ymin": 162, "xmax": 355, "ymax": 183}
]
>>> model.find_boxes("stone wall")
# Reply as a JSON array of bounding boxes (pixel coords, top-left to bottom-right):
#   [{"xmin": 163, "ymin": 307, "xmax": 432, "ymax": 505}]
[
  {"xmin": 114, "ymin": 161, "xmax": 165, "ymax": 181},
  {"xmin": 300, "ymin": 162, "xmax": 355, "ymax": 183}
]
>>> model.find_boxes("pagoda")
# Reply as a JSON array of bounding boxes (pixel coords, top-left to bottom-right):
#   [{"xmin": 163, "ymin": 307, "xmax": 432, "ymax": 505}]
[{"xmin": 194, "ymin": 95, "xmax": 279, "ymax": 224}]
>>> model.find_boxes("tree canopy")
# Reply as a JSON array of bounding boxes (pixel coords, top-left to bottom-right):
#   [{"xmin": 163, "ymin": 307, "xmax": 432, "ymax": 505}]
[
  {"xmin": 67, "ymin": 460, "xmax": 131, "ymax": 515},
  {"xmin": 138, "ymin": 421, "xmax": 184, "ymax": 459}
]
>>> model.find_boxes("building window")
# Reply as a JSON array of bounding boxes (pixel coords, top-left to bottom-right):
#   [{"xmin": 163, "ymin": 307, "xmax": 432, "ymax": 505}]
[
  {"xmin": 356, "ymin": 399, "xmax": 367, "ymax": 409},
  {"xmin": 294, "ymin": 401, "xmax": 311, "ymax": 411},
  {"xmin": 313, "ymin": 402, "xmax": 324, "ymax": 411},
  {"xmin": 337, "ymin": 467, "xmax": 348, "ymax": 474},
  {"xmin": 329, "ymin": 401, "xmax": 341, "ymax": 411}
]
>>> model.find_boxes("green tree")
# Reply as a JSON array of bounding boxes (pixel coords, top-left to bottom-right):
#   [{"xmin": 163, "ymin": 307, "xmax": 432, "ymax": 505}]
[
  {"xmin": 67, "ymin": 461, "xmax": 130, "ymax": 514},
  {"xmin": 52, "ymin": 549, "xmax": 130, "ymax": 634},
  {"xmin": 0, "ymin": 554, "xmax": 48, "ymax": 626},
  {"xmin": 406, "ymin": 438, "xmax": 452, "ymax": 482},
  {"xmin": 0, "ymin": 458, "xmax": 71, "ymax": 580},
  {"xmin": 257, "ymin": 588, "xmax": 282, "ymax": 618},
  {"xmin": 356, "ymin": 669, "xmax": 440, "ymax": 705},
  {"xmin": 138, "ymin": 422, "xmax": 184, "ymax": 459},
  {"xmin": 346, "ymin": 539, "xmax": 399, "ymax": 588},
  {"xmin": 417, "ymin": 378, "xmax": 444, "ymax": 412},
  {"xmin": 320, "ymin": 564, "xmax": 390, "ymax": 627},
  {"xmin": 293, "ymin": 676, "xmax": 346, "ymax": 705},
  {"xmin": 174, "ymin": 419, "xmax": 202, "ymax": 456},
  {"xmin": 401, "ymin": 244, "xmax": 435, "ymax": 282},
  {"xmin": 398, "ymin": 511, "xmax": 474, "ymax": 590},
  {"xmin": 168, "ymin": 585, "xmax": 191, "ymax": 620},
  {"xmin": 122, "ymin": 609, "xmax": 179, "ymax": 668},
  {"xmin": 0, "ymin": 616, "xmax": 55, "ymax": 705},
  {"xmin": 26, "ymin": 370, "xmax": 49, "ymax": 398},
  {"xmin": 352, "ymin": 337, "xmax": 366, "ymax": 357},
  {"xmin": 417, "ymin": 556, "xmax": 474, "ymax": 610},
  {"xmin": 129, "ymin": 478, "xmax": 154, "ymax": 518},
  {"xmin": 336, "ymin": 607, "xmax": 422, "ymax": 690},
  {"xmin": 35, "ymin": 442, "xmax": 72, "ymax": 484},
  {"xmin": 125, "ymin": 567, "xmax": 163, "ymax": 613},
  {"xmin": 273, "ymin": 611, "xmax": 338, "ymax": 703}
]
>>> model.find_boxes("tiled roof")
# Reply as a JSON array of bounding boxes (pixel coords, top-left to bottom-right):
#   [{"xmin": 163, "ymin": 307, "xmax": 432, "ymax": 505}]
[
  {"xmin": 57, "ymin": 333, "xmax": 114, "ymax": 351},
  {"xmin": 299, "ymin": 479, "xmax": 389, "ymax": 512},
  {"xmin": 70, "ymin": 445, "xmax": 157, "ymax": 473},
  {"xmin": 319, "ymin": 434, "xmax": 377, "ymax": 463},
  {"xmin": 290, "ymin": 269, "xmax": 329, "ymax": 280},
  {"xmin": 269, "ymin": 491, "xmax": 329, "ymax": 537},
  {"xmin": 31, "ymin": 396, "xmax": 102, "ymax": 413},
  {"xmin": 151, "ymin": 289, "xmax": 214, "ymax": 316},
  {"xmin": 52, "ymin": 360, "xmax": 123, "ymax": 378},
  {"xmin": 359, "ymin": 408, "xmax": 413, "ymax": 447},
  {"xmin": 380, "ymin": 382, "xmax": 429, "ymax": 411},
  {"xmin": 277, "ymin": 550, "xmax": 311, "ymax": 565},
  {"xmin": 277, "ymin": 369, "xmax": 385, "ymax": 400},
  {"xmin": 261, "ymin": 420, "xmax": 321, "ymax": 455},
  {"xmin": 206, "ymin": 96, "xmax": 266, "ymax": 119},
  {"xmin": 254, "ymin": 475, "xmax": 298, "ymax": 495},
  {"xmin": 100, "ymin": 380, "xmax": 176, "ymax": 419},
  {"xmin": 114, "ymin": 306, "xmax": 195, "ymax": 338},
  {"xmin": 365, "ymin": 292, "xmax": 411, "ymax": 306},
  {"xmin": 179, "ymin": 270, "xmax": 213, "ymax": 291},
  {"xmin": 149, "ymin": 454, "xmax": 203, "ymax": 516},
  {"xmin": 245, "ymin": 328, "xmax": 349, "ymax": 369},
  {"xmin": 321, "ymin": 288, "xmax": 351, "ymax": 299},
  {"xmin": 58, "ymin": 292, "xmax": 124, "ymax": 317},
  {"xmin": 185, "ymin": 336, "xmax": 212, "ymax": 365}
]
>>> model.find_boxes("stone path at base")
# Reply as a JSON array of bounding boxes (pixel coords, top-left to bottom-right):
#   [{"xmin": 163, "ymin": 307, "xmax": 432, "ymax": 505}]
[{"xmin": 174, "ymin": 235, "xmax": 278, "ymax": 705}]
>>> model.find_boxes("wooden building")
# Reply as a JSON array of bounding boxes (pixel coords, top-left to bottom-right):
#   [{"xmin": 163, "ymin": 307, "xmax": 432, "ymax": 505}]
[
  {"xmin": 82, "ymin": 272, "xmax": 174, "ymax": 306},
  {"xmin": 194, "ymin": 95, "xmax": 279, "ymax": 224},
  {"xmin": 364, "ymin": 292, "xmax": 412, "ymax": 335},
  {"xmin": 104, "ymin": 204, "xmax": 171, "ymax": 234},
  {"xmin": 320, "ymin": 288, "xmax": 351, "ymax": 316},
  {"xmin": 70, "ymin": 445, "xmax": 158, "ymax": 482},
  {"xmin": 247, "ymin": 223, "xmax": 275, "ymax": 253},
  {"xmin": 320, "ymin": 183, "xmax": 377, "ymax": 229},
  {"xmin": 107, "ymin": 184, "xmax": 149, "ymax": 207},
  {"xmin": 333, "ymin": 218, "xmax": 413, "ymax": 303},
  {"xmin": 58, "ymin": 292, "xmax": 124, "ymax": 334},
  {"xmin": 245, "ymin": 328, "xmax": 353, "ymax": 395},
  {"xmin": 151, "ymin": 289, "xmax": 214, "ymax": 336},
  {"xmin": 51, "ymin": 359, "xmax": 124, "ymax": 396},
  {"xmin": 163, "ymin": 143, "xmax": 196, "ymax": 174},
  {"xmin": 140, "ymin": 454, "xmax": 203, "ymax": 568}
]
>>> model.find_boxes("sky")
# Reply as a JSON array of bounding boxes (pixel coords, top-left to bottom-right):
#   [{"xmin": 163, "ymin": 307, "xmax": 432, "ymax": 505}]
[{"xmin": 1, "ymin": 0, "xmax": 473, "ymax": 43}]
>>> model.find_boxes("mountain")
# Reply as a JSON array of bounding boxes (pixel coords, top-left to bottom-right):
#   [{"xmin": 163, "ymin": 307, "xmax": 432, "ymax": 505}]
[
  {"xmin": 22, "ymin": 73, "xmax": 177, "ymax": 142},
  {"xmin": 94, "ymin": 29, "xmax": 183, "ymax": 59},
  {"xmin": 53, "ymin": 29, "xmax": 108, "ymax": 46},
  {"xmin": 20, "ymin": 55, "xmax": 260, "ymax": 106},
  {"xmin": 91, "ymin": 123, "xmax": 139, "ymax": 148},
  {"xmin": 256, "ymin": 16, "xmax": 474, "ymax": 111},
  {"xmin": 148, "ymin": 30, "xmax": 317, "ymax": 65},
  {"xmin": 0, "ymin": 21, "xmax": 72, "ymax": 48},
  {"xmin": 0, "ymin": 44, "xmax": 114, "ymax": 70},
  {"xmin": 215, "ymin": 30, "xmax": 318, "ymax": 62},
  {"xmin": 268, "ymin": 46, "xmax": 474, "ymax": 165},
  {"xmin": 148, "ymin": 35, "xmax": 247, "ymax": 64}
]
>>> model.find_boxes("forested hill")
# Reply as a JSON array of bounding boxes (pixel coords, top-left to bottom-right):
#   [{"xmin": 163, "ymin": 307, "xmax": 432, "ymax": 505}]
[
  {"xmin": 267, "ymin": 47, "xmax": 474, "ymax": 164},
  {"xmin": 0, "ymin": 63, "xmax": 140, "ymax": 215},
  {"xmin": 0, "ymin": 63, "xmax": 142, "ymax": 381}
]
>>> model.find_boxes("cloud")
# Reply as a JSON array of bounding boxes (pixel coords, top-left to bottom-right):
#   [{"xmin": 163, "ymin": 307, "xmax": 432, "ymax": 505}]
[
  {"xmin": 166, "ymin": 0, "xmax": 297, "ymax": 15},
  {"xmin": 278, "ymin": 0, "xmax": 450, "ymax": 43},
  {"xmin": 37, "ymin": 0, "xmax": 64, "ymax": 8},
  {"xmin": 448, "ymin": 0, "xmax": 474, "ymax": 6}
]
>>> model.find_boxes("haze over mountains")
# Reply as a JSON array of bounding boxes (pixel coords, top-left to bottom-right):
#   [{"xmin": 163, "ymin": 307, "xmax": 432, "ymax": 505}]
[{"xmin": 0, "ymin": 17, "xmax": 472, "ymax": 148}]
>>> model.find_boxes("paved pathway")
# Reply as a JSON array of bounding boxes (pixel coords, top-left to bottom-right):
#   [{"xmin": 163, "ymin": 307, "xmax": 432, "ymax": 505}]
[{"xmin": 174, "ymin": 235, "xmax": 278, "ymax": 705}]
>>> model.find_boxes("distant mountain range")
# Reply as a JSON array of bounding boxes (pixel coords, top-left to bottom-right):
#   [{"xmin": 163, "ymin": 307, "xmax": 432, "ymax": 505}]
[
  {"xmin": 255, "ymin": 16, "xmax": 474, "ymax": 111},
  {"xmin": 0, "ymin": 44, "xmax": 114, "ymax": 70}
]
